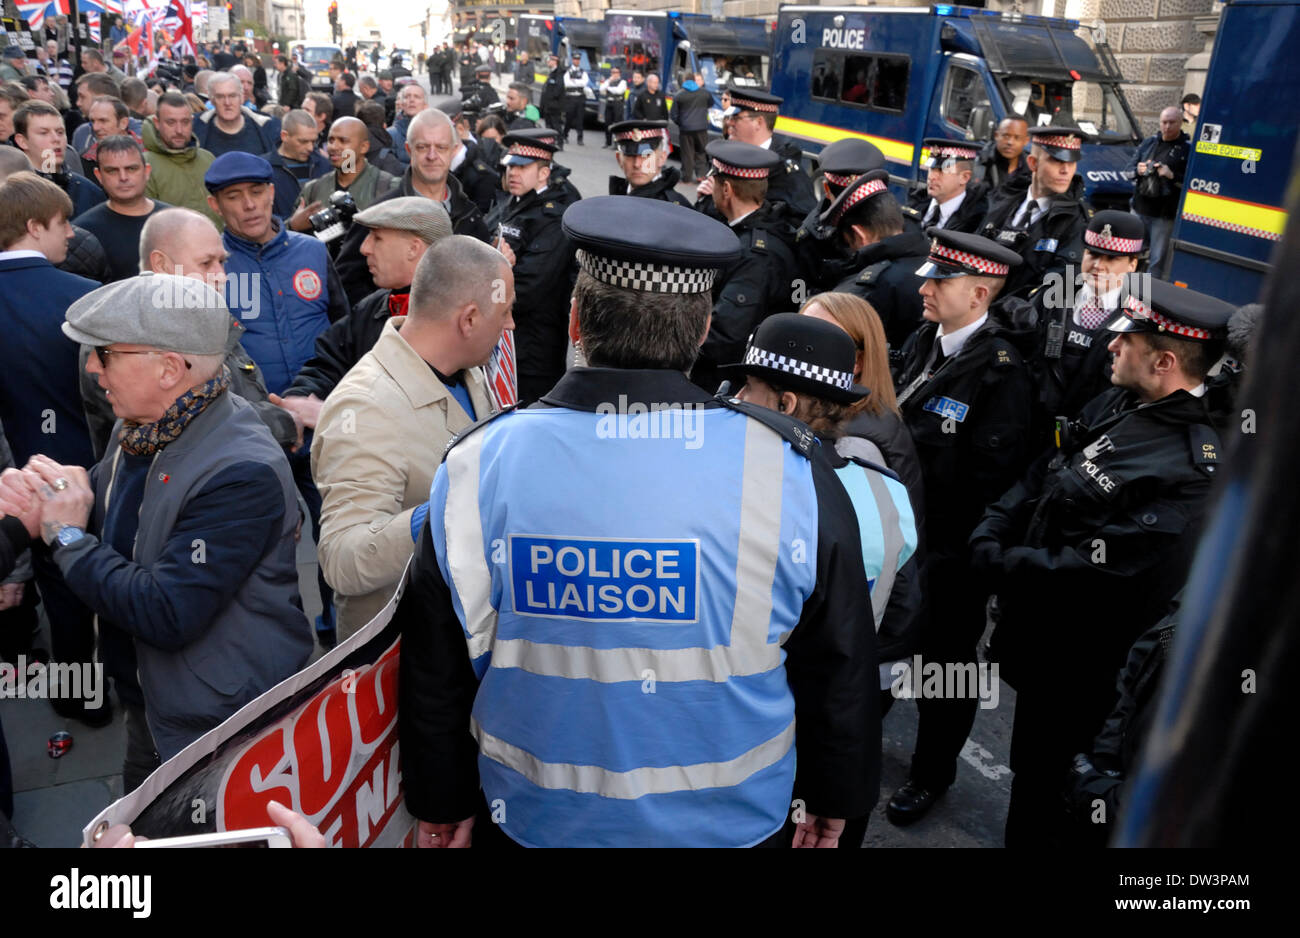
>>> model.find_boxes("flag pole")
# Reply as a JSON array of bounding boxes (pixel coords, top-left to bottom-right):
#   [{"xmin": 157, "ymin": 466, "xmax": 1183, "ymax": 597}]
[{"xmin": 68, "ymin": 0, "xmax": 83, "ymax": 75}]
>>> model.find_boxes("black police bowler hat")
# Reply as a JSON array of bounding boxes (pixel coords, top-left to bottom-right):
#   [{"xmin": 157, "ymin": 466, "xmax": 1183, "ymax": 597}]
[
  {"xmin": 1028, "ymin": 125, "xmax": 1088, "ymax": 163},
  {"xmin": 1107, "ymin": 275, "xmax": 1234, "ymax": 341},
  {"xmin": 722, "ymin": 313, "xmax": 871, "ymax": 406},
  {"xmin": 1084, "ymin": 210, "xmax": 1146, "ymax": 257}
]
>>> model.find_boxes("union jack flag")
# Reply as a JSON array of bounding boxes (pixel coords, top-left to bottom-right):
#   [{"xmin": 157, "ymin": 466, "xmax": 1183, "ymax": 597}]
[
  {"xmin": 86, "ymin": 12, "xmax": 101, "ymax": 44},
  {"xmin": 14, "ymin": 1, "xmax": 70, "ymax": 31},
  {"xmin": 79, "ymin": 0, "xmax": 126, "ymax": 14},
  {"xmin": 161, "ymin": 0, "xmax": 195, "ymax": 57}
]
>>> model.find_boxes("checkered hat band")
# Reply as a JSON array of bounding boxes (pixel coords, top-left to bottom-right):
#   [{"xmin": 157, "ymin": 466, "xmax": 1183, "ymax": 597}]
[
  {"xmin": 615, "ymin": 128, "xmax": 665, "ymax": 142},
  {"xmin": 1123, "ymin": 295, "xmax": 1212, "ymax": 339},
  {"xmin": 744, "ymin": 345, "xmax": 853, "ymax": 391},
  {"xmin": 930, "ymin": 241, "xmax": 1009, "ymax": 276},
  {"xmin": 1035, "ymin": 134, "xmax": 1081, "ymax": 149},
  {"xmin": 576, "ymin": 249, "xmax": 716, "ymax": 295},
  {"xmin": 735, "ymin": 98, "xmax": 779, "ymax": 113},
  {"xmin": 929, "ymin": 145, "xmax": 977, "ymax": 159},
  {"xmin": 508, "ymin": 144, "xmax": 552, "ymax": 160},
  {"xmin": 1085, "ymin": 228, "xmax": 1144, "ymax": 254},
  {"xmin": 832, "ymin": 178, "xmax": 888, "ymax": 224},
  {"xmin": 711, "ymin": 158, "xmax": 770, "ymax": 179},
  {"xmin": 822, "ymin": 171, "xmax": 854, "ymax": 188}
]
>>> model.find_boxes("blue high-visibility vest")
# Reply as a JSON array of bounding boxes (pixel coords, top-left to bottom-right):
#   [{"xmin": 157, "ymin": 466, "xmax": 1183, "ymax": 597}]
[
  {"xmin": 427, "ymin": 405, "xmax": 821, "ymax": 847},
  {"xmin": 831, "ymin": 449, "xmax": 917, "ymax": 629}
]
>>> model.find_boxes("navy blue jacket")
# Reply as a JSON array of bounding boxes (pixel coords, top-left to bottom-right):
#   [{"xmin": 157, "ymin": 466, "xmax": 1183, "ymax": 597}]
[
  {"xmin": 222, "ymin": 220, "xmax": 350, "ymax": 395},
  {"xmin": 0, "ymin": 254, "xmax": 98, "ymax": 467},
  {"xmin": 63, "ymin": 171, "xmax": 108, "ymax": 218},
  {"xmin": 263, "ymin": 147, "xmax": 332, "ymax": 222}
]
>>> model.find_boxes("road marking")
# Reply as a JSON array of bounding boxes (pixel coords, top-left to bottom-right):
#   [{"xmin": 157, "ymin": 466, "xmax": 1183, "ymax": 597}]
[{"xmin": 960, "ymin": 739, "xmax": 1012, "ymax": 781}]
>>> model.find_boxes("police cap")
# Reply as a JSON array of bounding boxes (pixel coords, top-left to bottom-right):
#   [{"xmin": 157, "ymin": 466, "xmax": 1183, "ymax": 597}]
[
  {"xmin": 431, "ymin": 95, "xmax": 463, "ymax": 118},
  {"xmin": 502, "ymin": 130, "xmax": 557, "ymax": 166},
  {"xmin": 722, "ymin": 85, "xmax": 782, "ymax": 118},
  {"xmin": 915, "ymin": 228, "xmax": 1023, "ymax": 280},
  {"xmin": 609, "ymin": 120, "xmax": 670, "ymax": 157},
  {"xmin": 1084, "ymin": 210, "xmax": 1146, "ymax": 257},
  {"xmin": 705, "ymin": 140, "xmax": 781, "ymax": 179},
  {"xmin": 562, "ymin": 196, "xmax": 741, "ymax": 295},
  {"xmin": 203, "ymin": 152, "xmax": 274, "ymax": 194},
  {"xmin": 1107, "ymin": 275, "xmax": 1234, "ymax": 342},
  {"xmin": 819, "ymin": 168, "xmax": 891, "ymax": 230},
  {"xmin": 1028, "ymin": 125, "xmax": 1088, "ymax": 163},
  {"xmin": 817, "ymin": 138, "xmax": 887, "ymax": 197},
  {"xmin": 722, "ymin": 312, "xmax": 870, "ymax": 405},
  {"xmin": 63, "ymin": 273, "xmax": 231, "ymax": 356},
  {"xmin": 922, "ymin": 137, "xmax": 980, "ymax": 171}
]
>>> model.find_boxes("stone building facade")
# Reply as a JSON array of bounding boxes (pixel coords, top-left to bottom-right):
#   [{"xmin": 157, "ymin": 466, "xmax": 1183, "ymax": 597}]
[{"xmin": 551, "ymin": 0, "xmax": 1225, "ymax": 133}]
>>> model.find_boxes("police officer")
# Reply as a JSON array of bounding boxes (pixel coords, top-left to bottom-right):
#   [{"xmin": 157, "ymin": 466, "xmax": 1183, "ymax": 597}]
[
  {"xmin": 606, "ymin": 120, "xmax": 691, "ymax": 205},
  {"xmin": 971, "ymin": 276, "xmax": 1234, "ymax": 847},
  {"xmin": 886, "ymin": 230, "xmax": 1034, "ymax": 826},
  {"xmin": 1003, "ymin": 210, "xmax": 1146, "ymax": 452},
  {"xmin": 485, "ymin": 132, "xmax": 576, "ymax": 404},
  {"xmin": 820, "ymin": 169, "xmax": 932, "ymax": 365},
  {"xmin": 500, "ymin": 126, "xmax": 582, "ymax": 208},
  {"xmin": 562, "ymin": 53, "xmax": 589, "ymax": 146},
  {"xmin": 718, "ymin": 85, "xmax": 816, "ymax": 221},
  {"xmin": 691, "ymin": 141, "xmax": 799, "ymax": 393},
  {"xmin": 977, "ymin": 126, "xmax": 1092, "ymax": 299},
  {"xmin": 395, "ymin": 195, "xmax": 879, "ymax": 848},
  {"xmin": 457, "ymin": 43, "xmax": 479, "ymax": 89},
  {"xmin": 903, "ymin": 138, "xmax": 989, "ymax": 235},
  {"xmin": 462, "ymin": 64, "xmax": 500, "ymax": 109},
  {"xmin": 540, "ymin": 53, "xmax": 565, "ymax": 141},
  {"xmin": 793, "ymin": 137, "xmax": 889, "ymax": 286}
]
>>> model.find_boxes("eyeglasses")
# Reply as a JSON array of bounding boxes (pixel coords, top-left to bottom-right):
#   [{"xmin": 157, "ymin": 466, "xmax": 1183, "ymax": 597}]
[{"xmin": 94, "ymin": 347, "xmax": 192, "ymax": 369}]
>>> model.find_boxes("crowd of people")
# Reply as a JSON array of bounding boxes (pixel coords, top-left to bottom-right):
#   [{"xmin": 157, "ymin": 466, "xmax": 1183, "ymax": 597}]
[{"xmin": 0, "ymin": 32, "xmax": 1259, "ymax": 850}]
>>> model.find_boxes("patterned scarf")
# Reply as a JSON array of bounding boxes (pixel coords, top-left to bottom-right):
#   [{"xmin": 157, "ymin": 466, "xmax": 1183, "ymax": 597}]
[{"xmin": 118, "ymin": 370, "xmax": 231, "ymax": 457}]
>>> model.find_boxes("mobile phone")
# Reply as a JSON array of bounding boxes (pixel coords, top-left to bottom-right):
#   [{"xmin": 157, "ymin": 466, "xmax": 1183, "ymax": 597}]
[{"xmin": 133, "ymin": 826, "xmax": 293, "ymax": 849}]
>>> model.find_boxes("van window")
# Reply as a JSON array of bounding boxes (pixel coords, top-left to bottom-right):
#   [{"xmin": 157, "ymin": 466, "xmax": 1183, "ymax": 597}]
[
  {"xmin": 811, "ymin": 51, "xmax": 909, "ymax": 113},
  {"xmin": 942, "ymin": 64, "xmax": 989, "ymax": 135},
  {"xmin": 1003, "ymin": 77, "xmax": 1139, "ymax": 142}
]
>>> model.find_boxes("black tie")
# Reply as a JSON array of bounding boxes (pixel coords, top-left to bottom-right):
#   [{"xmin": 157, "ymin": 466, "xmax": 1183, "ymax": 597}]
[
  {"xmin": 924, "ymin": 201, "xmax": 939, "ymax": 227},
  {"xmin": 927, "ymin": 342, "xmax": 946, "ymax": 379}
]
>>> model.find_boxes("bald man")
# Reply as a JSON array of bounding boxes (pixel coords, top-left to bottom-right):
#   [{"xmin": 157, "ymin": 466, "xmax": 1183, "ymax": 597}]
[
  {"xmin": 289, "ymin": 116, "xmax": 400, "ymax": 232},
  {"xmin": 1130, "ymin": 105, "xmax": 1189, "ymax": 279}
]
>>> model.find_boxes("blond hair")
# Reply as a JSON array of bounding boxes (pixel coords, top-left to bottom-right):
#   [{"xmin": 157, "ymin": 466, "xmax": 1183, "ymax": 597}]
[{"xmin": 799, "ymin": 291, "xmax": 899, "ymax": 417}]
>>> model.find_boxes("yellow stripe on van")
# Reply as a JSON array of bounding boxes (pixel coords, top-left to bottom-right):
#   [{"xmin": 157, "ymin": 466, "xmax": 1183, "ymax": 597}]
[
  {"xmin": 775, "ymin": 116, "xmax": 915, "ymax": 165},
  {"xmin": 1182, "ymin": 190, "xmax": 1287, "ymax": 241}
]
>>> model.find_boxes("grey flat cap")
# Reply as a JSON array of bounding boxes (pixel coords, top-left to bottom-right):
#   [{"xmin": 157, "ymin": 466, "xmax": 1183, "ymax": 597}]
[
  {"xmin": 62, "ymin": 273, "xmax": 231, "ymax": 356},
  {"xmin": 352, "ymin": 197, "xmax": 453, "ymax": 245}
]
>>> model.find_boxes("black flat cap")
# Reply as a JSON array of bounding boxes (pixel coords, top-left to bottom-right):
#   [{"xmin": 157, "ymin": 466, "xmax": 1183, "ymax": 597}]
[
  {"xmin": 502, "ymin": 130, "xmax": 557, "ymax": 166},
  {"xmin": 723, "ymin": 85, "xmax": 782, "ymax": 117},
  {"xmin": 820, "ymin": 168, "xmax": 892, "ymax": 229},
  {"xmin": 706, "ymin": 140, "xmax": 781, "ymax": 178},
  {"xmin": 609, "ymin": 120, "xmax": 669, "ymax": 157},
  {"xmin": 1029, "ymin": 125, "xmax": 1088, "ymax": 163},
  {"xmin": 922, "ymin": 137, "xmax": 980, "ymax": 169},
  {"xmin": 1084, "ymin": 210, "xmax": 1146, "ymax": 257},
  {"xmin": 817, "ymin": 138, "xmax": 887, "ymax": 201},
  {"xmin": 563, "ymin": 196, "xmax": 741, "ymax": 295},
  {"xmin": 1107, "ymin": 275, "xmax": 1234, "ymax": 341},
  {"xmin": 722, "ymin": 313, "xmax": 870, "ymax": 405},
  {"xmin": 915, "ymin": 228, "xmax": 1023, "ymax": 280}
]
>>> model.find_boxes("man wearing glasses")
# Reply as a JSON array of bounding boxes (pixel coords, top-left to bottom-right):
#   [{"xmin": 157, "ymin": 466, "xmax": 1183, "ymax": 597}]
[
  {"xmin": 194, "ymin": 72, "xmax": 279, "ymax": 158},
  {"xmin": 0, "ymin": 274, "xmax": 312, "ymax": 775}
]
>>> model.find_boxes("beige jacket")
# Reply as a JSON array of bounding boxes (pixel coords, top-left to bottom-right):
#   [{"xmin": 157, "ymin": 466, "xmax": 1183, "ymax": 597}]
[{"xmin": 312, "ymin": 318, "xmax": 494, "ymax": 638}]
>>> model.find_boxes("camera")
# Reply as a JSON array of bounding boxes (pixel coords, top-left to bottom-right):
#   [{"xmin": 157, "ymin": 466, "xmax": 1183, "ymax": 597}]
[{"xmin": 308, "ymin": 189, "xmax": 358, "ymax": 243}]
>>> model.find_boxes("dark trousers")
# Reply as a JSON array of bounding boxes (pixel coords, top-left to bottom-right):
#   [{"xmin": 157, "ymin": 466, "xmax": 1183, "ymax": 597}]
[
  {"xmin": 123, "ymin": 699, "xmax": 161, "ymax": 793},
  {"xmin": 31, "ymin": 551, "xmax": 98, "ymax": 710},
  {"xmin": 0, "ymin": 710, "xmax": 11, "ymax": 820},
  {"xmin": 679, "ymin": 129, "xmax": 708, "ymax": 182},
  {"xmin": 0, "ymin": 583, "xmax": 39, "ymax": 663},
  {"xmin": 907, "ymin": 561, "xmax": 988, "ymax": 791},
  {"xmin": 603, "ymin": 102, "xmax": 622, "ymax": 144},
  {"xmin": 288, "ymin": 444, "xmax": 333, "ymax": 626},
  {"xmin": 563, "ymin": 97, "xmax": 584, "ymax": 142}
]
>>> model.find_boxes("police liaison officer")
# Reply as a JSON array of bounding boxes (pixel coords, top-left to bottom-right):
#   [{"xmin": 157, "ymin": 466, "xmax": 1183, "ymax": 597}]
[
  {"xmin": 977, "ymin": 126, "xmax": 1092, "ymax": 300},
  {"xmin": 484, "ymin": 131, "xmax": 577, "ymax": 405},
  {"xmin": 886, "ymin": 230, "xmax": 1034, "ymax": 825},
  {"xmin": 605, "ymin": 120, "xmax": 692, "ymax": 206},
  {"xmin": 903, "ymin": 138, "xmax": 989, "ymax": 235},
  {"xmin": 971, "ymin": 276, "xmax": 1234, "ymax": 847},
  {"xmin": 691, "ymin": 141, "xmax": 799, "ymax": 393},
  {"xmin": 396, "ymin": 196, "xmax": 880, "ymax": 848}
]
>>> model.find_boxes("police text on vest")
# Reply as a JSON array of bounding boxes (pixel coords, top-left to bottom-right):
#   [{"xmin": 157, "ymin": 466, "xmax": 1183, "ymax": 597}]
[{"xmin": 510, "ymin": 535, "xmax": 699, "ymax": 622}]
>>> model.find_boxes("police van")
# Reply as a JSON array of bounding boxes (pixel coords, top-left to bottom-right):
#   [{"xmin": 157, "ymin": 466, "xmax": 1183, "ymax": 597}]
[
  {"xmin": 1168, "ymin": 0, "xmax": 1297, "ymax": 305},
  {"xmin": 768, "ymin": 4, "xmax": 1140, "ymax": 210},
  {"xmin": 516, "ymin": 14, "xmax": 555, "ymax": 85},
  {"xmin": 554, "ymin": 16, "xmax": 609, "ymax": 122}
]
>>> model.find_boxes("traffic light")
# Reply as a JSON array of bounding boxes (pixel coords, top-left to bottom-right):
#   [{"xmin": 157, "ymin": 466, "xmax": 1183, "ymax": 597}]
[{"xmin": 328, "ymin": 2, "xmax": 338, "ymax": 27}]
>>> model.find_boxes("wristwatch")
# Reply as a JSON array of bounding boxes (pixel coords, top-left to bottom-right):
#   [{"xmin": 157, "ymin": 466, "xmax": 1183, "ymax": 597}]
[{"xmin": 53, "ymin": 525, "xmax": 85, "ymax": 549}]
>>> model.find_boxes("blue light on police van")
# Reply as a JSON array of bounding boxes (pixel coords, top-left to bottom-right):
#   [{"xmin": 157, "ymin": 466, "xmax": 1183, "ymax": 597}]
[
  {"xmin": 668, "ymin": 10, "xmax": 679, "ymax": 17},
  {"xmin": 935, "ymin": 4, "xmax": 953, "ymax": 14}
]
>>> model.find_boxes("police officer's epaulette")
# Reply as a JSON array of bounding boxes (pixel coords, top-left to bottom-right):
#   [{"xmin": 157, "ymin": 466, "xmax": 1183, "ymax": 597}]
[
  {"xmin": 750, "ymin": 232, "xmax": 769, "ymax": 253},
  {"xmin": 717, "ymin": 397, "xmax": 818, "ymax": 459},
  {"xmin": 441, "ymin": 403, "xmax": 521, "ymax": 461},
  {"xmin": 833, "ymin": 435, "xmax": 902, "ymax": 482},
  {"xmin": 843, "ymin": 454, "xmax": 902, "ymax": 483},
  {"xmin": 856, "ymin": 259, "xmax": 892, "ymax": 286},
  {"xmin": 899, "ymin": 204, "xmax": 922, "ymax": 222},
  {"xmin": 542, "ymin": 200, "xmax": 565, "ymax": 216},
  {"xmin": 784, "ymin": 158, "xmax": 800, "ymax": 174},
  {"xmin": 990, "ymin": 337, "xmax": 1022, "ymax": 369},
  {"xmin": 475, "ymin": 160, "xmax": 490, "ymax": 173},
  {"xmin": 1187, "ymin": 422, "xmax": 1222, "ymax": 476}
]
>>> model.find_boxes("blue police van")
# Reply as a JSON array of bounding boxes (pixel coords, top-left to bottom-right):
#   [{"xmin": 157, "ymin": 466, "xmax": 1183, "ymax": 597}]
[
  {"xmin": 554, "ymin": 16, "xmax": 610, "ymax": 121},
  {"xmin": 1168, "ymin": 0, "xmax": 1296, "ymax": 305},
  {"xmin": 768, "ymin": 4, "xmax": 1141, "ymax": 210}
]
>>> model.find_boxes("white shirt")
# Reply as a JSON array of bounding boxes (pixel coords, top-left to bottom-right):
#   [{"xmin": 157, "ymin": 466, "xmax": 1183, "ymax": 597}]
[
  {"xmin": 924, "ymin": 189, "xmax": 966, "ymax": 228},
  {"xmin": 937, "ymin": 312, "xmax": 988, "ymax": 358},
  {"xmin": 1071, "ymin": 281, "xmax": 1123, "ymax": 325},
  {"xmin": 0, "ymin": 249, "xmax": 47, "ymax": 263},
  {"xmin": 1013, "ymin": 192, "xmax": 1050, "ymax": 228},
  {"xmin": 450, "ymin": 144, "xmax": 467, "ymax": 172},
  {"xmin": 728, "ymin": 208, "xmax": 757, "ymax": 228}
]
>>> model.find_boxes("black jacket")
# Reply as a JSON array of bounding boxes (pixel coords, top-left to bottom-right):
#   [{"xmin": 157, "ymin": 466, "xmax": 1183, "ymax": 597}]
[
  {"xmin": 831, "ymin": 226, "xmax": 932, "ymax": 361},
  {"xmin": 58, "ymin": 225, "xmax": 113, "ymax": 283},
  {"xmin": 396, "ymin": 367, "xmax": 879, "ymax": 829},
  {"xmin": 366, "ymin": 125, "xmax": 405, "ymax": 176},
  {"xmin": 632, "ymin": 88, "xmax": 669, "ymax": 121},
  {"xmin": 976, "ymin": 140, "xmax": 1032, "ymax": 194},
  {"xmin": 973, "ymin": 387, "xmax": 1219, "ymax": 728},
  {"xmin": 895, "ymin": 317, "xmax": 1034, "ymax": 562},
  {"xmin": 766, "ymin": 134, "xmax": 817, "ymax": 222},
  {"xmin": 331, "ymin": 88, "xmax": 359, "ymax": 118},
  {"xmin": 485, "ymin": 187, "xmax": 577, "ymax": 385},
  {"xmin": 283, "ymin": 287, "xmax": 396, "ymax": 401},
  {"xmin": 672, "ymin": 86, "xmax": 711, "ymax": 133},
  {"xmin": 541, "ymin": 68, "xmax": 565, "ymax": 111},
  {"xmin": 546, "ymin": 162, "xmax": 583, "ymax": 208},
  {"xmin": 454, "ymin": 139, "xmax": 503, "ymax": 215},
  {"xmin": 904, "ymin": 181, "xmax": 990, "ymax": 235},
  {"xmin": 335, "ymin": 169, "xmax": 491, "ymax": 307},
  {"xmin": 277, "ymin": 67, "xmax": 306, "ymax": 109},
  {"xmin": 461, "ymin": 80, "xmax": 500, "ymax": 109},
  {"xmin": 607, "ymin": 165, "xmax": 691, "ymax": 206},
  {"xmin": 692, "ymin": 203, "xmax": 799, "ymax": 394},
  {"xmin": 977, "ymin": 172, "xmax": 1091, "ymax": 300}
]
